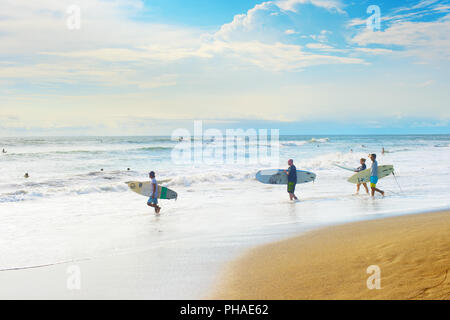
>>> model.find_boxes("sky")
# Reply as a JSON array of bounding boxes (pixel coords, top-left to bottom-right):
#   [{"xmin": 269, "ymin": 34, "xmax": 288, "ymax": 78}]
[{"xmin": 0, "ymin": 0, "xmax": 449, "ymax": 136}]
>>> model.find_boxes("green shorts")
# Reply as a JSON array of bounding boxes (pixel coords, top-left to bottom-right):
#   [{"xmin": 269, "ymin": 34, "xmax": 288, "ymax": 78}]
[{"xmin": 287, "ymin": 182, "xmax": 296, "ymax": 193}]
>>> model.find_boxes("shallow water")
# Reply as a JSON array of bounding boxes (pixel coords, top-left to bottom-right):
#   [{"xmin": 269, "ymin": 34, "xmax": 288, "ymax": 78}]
[{"xmin": 1, "ymin": 135, "xmax": 450, "ymax": 272}]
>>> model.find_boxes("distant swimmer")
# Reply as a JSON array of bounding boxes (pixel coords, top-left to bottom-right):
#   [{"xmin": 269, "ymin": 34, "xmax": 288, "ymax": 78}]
[
  {"xmin": 369, "ymin": 154, "xmax": 384, "ymax": 197},
  {"xmin": 354, "ymin": 158, "xmax": 369, "ymax": 195},
  {"xmin": 178, "ymin": 137, "xmax": 183, "ymax": 142},
  {"xmin": 2, "ymin": 148, "xmax": 6, "ymax": 153},
  {"xmin": 100, "ymin": 168, "xmax": 104, "ymax": 171},
  {"xmin": 24, "ymin": 173, "xmax": 29, "ymax": 178},
  {"xmin": 382, "ymin": 147, "xmax": 385, "ymax": 155},
  {"xmin": 284, "ymin": 159, "xmax": 298, "ymax": 201},
  {"xmin": 127, "ymin": 168, "xmax": 130, "ymax": 171},
  {"xmin": 147, "ymin": 171, "xmax": 161, "ymax": 214}
]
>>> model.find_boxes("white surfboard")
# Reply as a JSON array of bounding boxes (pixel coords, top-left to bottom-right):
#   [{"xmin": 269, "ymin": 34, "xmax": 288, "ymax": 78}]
[
  {"xmin": 256, "ymin": 169, "xmax": 316, "ymax": 184},
  {"xmin": 333, "ymin": 163, "xmax": 356, "ymax": 172},
  {"xmin": 126, "ymin": 181, "xmax": 178, "ymax": 199}
]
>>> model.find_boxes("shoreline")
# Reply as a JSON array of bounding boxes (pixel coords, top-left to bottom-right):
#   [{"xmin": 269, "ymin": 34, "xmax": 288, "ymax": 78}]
[
  {"xmin": 210, "ymin": 210, "xmax": 450, "ymax": 300},
  {"xmin": 1, "ymin": 208, "xmax": 450, "ymax": 299}
]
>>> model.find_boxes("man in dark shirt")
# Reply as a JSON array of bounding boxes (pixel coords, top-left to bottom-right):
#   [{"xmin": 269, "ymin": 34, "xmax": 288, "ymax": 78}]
[
  {"xmin": 285, "ymin": 159, "xmax": 298, "ymax": 201},
  {"xmin": 355, "ymin": 158, "xmax": 369, "ymax": 195}
]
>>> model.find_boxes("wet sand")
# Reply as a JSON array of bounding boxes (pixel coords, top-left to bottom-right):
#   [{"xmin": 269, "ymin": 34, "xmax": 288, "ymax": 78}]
[{"xmin": 211, "ymin": 210, "xmax": 450, "ymax": 300}]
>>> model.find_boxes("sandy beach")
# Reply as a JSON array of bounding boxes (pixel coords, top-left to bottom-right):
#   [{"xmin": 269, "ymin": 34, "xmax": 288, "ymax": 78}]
[{"xmin": 211, "ymin": 210, "xmax": 450, "ymax": 300}]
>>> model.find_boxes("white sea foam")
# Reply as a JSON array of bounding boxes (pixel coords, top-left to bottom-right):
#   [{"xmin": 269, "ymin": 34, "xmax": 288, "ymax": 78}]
[{"xmin": 1, "ymin": 135, "xmax": 450, "ymax": 271}]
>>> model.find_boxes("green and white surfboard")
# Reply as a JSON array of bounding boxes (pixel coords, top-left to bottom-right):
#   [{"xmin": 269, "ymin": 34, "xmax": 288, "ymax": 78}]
[{"xmin": 126, "ymin": 181, "xmax": 178, "ymax": 200}]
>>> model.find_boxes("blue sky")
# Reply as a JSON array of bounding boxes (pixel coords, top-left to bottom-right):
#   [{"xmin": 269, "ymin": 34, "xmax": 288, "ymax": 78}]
[{"xmin": 0, "ymin": 0, "xmax": 449, "ymax": 135}]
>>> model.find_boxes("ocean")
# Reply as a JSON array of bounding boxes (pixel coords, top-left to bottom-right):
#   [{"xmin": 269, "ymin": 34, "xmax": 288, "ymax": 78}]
[{"xmin": 1, "ymin": 134, "xmax": 450, "ymax": 297}]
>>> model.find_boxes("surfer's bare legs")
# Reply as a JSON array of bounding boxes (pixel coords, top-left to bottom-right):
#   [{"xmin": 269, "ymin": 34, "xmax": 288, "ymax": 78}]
[
  {"xmin": 363, "ymin": 183, "xmax": 369, "ymax": 194},
  {"xmin": 371, "ymin": 187, "xmax": 384, "ymax": 197},
  {"xmin": 147, "ymin": 202, "xmax": 161, "ymax": 213},
  {"xmin": 289, "ymin": 192, "xmax": 298, "ymax": 201},
  {"xmin": 356, "ymin": 183, "xmax": 368, "ymax": 194}
]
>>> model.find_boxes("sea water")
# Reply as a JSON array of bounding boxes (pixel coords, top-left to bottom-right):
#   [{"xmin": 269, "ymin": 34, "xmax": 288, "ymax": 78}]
[{"xmin": 0, "ymin": 135, "xmax": 449, "ymax": 296}]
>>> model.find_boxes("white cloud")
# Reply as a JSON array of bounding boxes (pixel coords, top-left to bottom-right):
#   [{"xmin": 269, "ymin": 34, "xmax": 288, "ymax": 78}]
[
  {"xmin": 200, "ymin": 41, "xmax": 364, "ymax": 71},
  {"xmin": 1, "ymin": 0, "xmax": 448, "ymax": 134},
  {"xmin": 347, "ymin": 18, "xmax": 366, "ymax": 27},
  {"xmin": 4, "ymin": 0, "xmax": 365, "ymax": 77},
  {"xmin": 310, "ymin": 30, "xmax": 331, "ymax": 42},
  {"xmin": 353, "ymin": 48, "xmax": 393, "ymax": 55},
  {"xmin": 284, "ymin": 29, "xmax": 299, "ymax": 35},
  {"xmin": 214, "ymin": 2, "xmax": 282, "ymax": 42},
  {"xmin": 393, "ymin": 0, "xmax": 439, "ymax": 14},
  {"xmin": 306, "ymin": 43, "xmax": 333, "ymax": 49},
  {"xmin": 351, "ymin": 14, "xmax": 450, "ymax": 62},
  {"xmin": 275, "ymin": 0, "xmax": 345, "ymax": 14},
  {"xmin": 417, "ymin": 80, "xmax": 435, "ymax": 88}
]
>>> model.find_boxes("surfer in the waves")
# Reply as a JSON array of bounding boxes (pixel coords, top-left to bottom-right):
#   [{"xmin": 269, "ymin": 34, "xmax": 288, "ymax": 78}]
[
  {"xmin": 285, "ymin": 159, "xmax": 298, "ymax": 201},
  {"xmin": 147, "ymin": 171, "xmax": 161, "ymax": 213},
  {"xmin": 369, "ymin": 154, "xmax": 385, "ymax": 197},
  {"xmin": 354, "ymin": 158, "xmax": 369, "ymax": 195}
]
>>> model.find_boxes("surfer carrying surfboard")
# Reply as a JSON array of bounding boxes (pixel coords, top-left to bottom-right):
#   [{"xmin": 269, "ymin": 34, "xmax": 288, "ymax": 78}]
[
  {"xmin": 355, "ymin": 158, "xmax": 369, "ymax": 195},
  {"xmin": 147, "ymin": 171, "xmax": 161, "ymax": 213},
  {"xmin": 369, "ymin": 154, "xmax": 385, "ymax": 197},
  {"xmin": 285, "ymin": 159, "xmax": 298, "ymax": 201}
]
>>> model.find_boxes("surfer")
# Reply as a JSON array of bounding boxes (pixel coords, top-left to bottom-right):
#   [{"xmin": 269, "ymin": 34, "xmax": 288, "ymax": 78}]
[
  {"xmin": 369, "ymin": 154, "xmax": 384, "ymax": 197},
  {"xmin": 2, "ymin": 148, "xmax": 6, "ymax": 153},
  {"xmin": 147, "ymin": 171, "xmax": 161, "ymax": 213},
  {"xmin": 354, "ymin": 158, "xmax": 369, "ymax": 195},
  {"xmin": 285, "ymin": 159, "xmax": 298, "ymax": 201},
  {"xmin": 24, "ymin": 173, "xmax": 29, "ymax": 178}
]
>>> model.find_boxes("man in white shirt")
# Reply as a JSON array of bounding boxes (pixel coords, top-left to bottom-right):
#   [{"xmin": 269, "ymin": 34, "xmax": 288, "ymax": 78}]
[
  {"xmin": 147, "ymin": 171, "xmax": 161, "ymax": 213},
  {"xmin": 369, "ymin": 154, "xmax": 385, "ymax": 197}
]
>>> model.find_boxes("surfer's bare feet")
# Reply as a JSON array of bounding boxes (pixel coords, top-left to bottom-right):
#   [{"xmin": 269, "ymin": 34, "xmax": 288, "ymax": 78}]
[
  {"xmin": 381, "ymin": 191, "xmax": 385, "ymax": 197},
  {"xmin": 155, "ymin": 206, "xmax": 161, "ymax": 213}
]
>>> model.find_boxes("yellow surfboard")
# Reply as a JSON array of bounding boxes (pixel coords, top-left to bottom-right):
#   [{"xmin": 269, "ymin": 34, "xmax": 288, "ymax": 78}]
[{"xmin": 347, "ymin": 165, "xmax": 394, "ymax": 184}]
